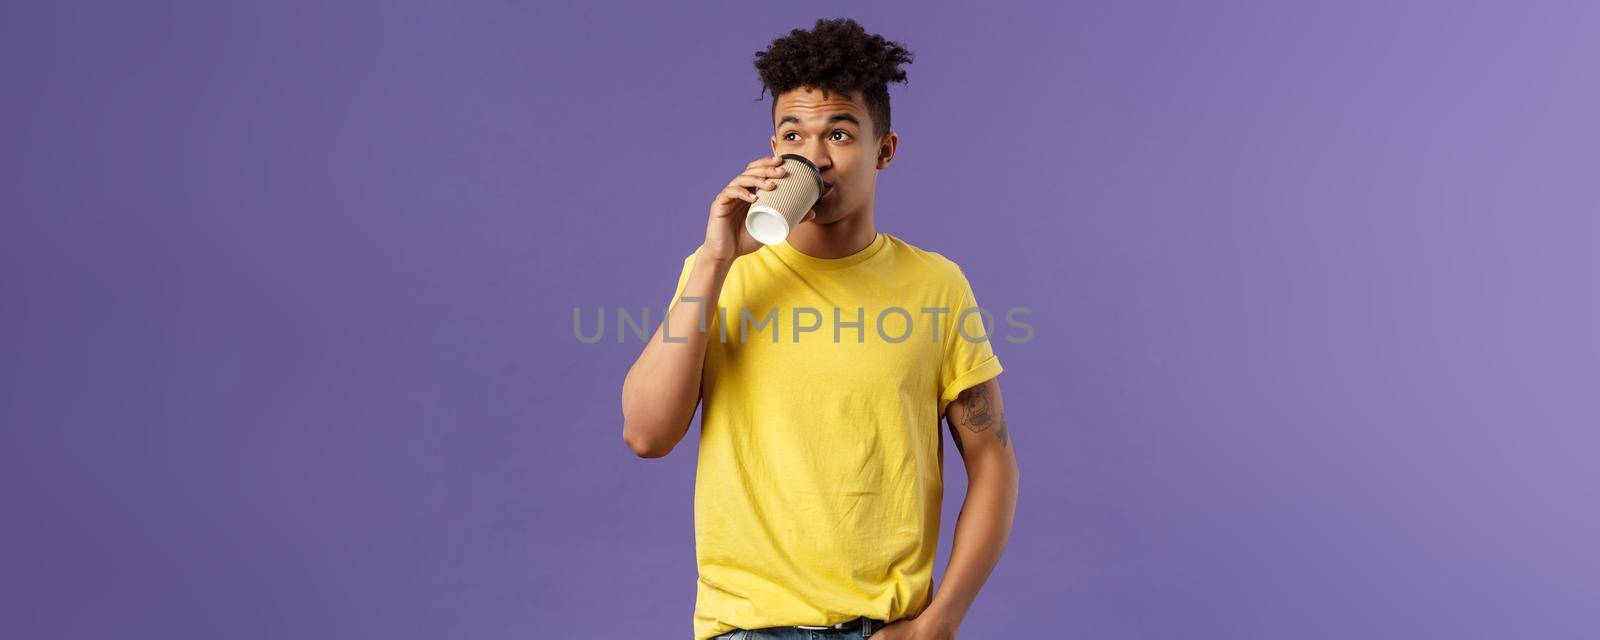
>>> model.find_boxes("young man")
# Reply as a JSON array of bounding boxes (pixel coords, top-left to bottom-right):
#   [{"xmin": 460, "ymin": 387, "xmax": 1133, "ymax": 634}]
[{"xmin": 621, "ymin": 18, "xmax": 1019, "ymax": 640}]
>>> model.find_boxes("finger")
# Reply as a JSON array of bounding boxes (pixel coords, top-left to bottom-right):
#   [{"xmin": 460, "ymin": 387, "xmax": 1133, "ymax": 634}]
[
  {"xmin": 743, "ymin": 165, "xmax": 786, "ymax": 179},
  {"xmin": 713, "ymin": 187, "xmax": 756, "ymax": 208},
  {"xmin": 717, "ymin": 186, "xmax": 757, "ymax": 204},
  {"xmin": 727, "ymin": 174, "xmax": 779, "ymax": 191},
  {"xmin": 746, "ymin": 156, "xmax": 786, "ymax": 169}
]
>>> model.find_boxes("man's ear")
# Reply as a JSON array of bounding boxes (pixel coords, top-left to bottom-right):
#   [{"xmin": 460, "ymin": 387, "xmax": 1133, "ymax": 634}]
[{"xmin": 876, "ymin": 131, "xmax": 899, "ymax": 170}]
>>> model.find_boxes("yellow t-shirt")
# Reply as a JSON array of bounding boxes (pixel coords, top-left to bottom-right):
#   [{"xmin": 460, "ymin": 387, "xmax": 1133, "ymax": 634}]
[{"xmin": 666, "ymin": 232, "xmax": 1003, "ymax": 640}]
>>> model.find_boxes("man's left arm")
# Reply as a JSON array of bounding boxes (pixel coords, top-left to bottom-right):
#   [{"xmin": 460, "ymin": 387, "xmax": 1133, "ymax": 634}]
[{"xmin": 883, "ymin": 376, "xmax": 1018, "ymax": 638}]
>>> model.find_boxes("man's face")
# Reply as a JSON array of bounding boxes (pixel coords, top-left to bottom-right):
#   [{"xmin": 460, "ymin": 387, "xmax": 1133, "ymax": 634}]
[{"xmin": 770, "ymin": 87, "xmax": 896, "ymax": 225}]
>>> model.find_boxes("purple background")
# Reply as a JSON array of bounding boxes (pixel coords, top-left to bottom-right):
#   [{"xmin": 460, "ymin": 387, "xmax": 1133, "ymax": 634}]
[{"xmin": 4, "ymin": 1, "xmax": 1597, "ymax": 638}]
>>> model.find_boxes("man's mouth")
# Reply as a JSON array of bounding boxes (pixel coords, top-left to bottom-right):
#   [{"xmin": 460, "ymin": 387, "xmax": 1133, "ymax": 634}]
[{"xmin": 822, "ymin": 182, "xmax": 834, "ymax": 196}]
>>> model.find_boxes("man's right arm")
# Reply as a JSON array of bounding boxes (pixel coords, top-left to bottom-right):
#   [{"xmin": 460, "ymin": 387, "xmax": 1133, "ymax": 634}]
[
  {"xmin": 619, "ymin": 248, "xmax": 732, "ymax": 457},
  {"xmin": 621, "ymin": 154, "xmax": 796, "ymax": 458}
]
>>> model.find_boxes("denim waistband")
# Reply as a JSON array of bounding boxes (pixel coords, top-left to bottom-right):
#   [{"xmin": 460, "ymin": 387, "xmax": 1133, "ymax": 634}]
[{"xmin": 792, "ymin": 615, "xmax": 881, "ymax": 635}]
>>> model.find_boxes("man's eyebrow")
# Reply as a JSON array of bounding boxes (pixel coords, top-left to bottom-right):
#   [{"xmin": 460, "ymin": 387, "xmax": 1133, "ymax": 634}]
[{"xmin": 776, "ymin": 113, "xmax": 862, "ymax": 128}]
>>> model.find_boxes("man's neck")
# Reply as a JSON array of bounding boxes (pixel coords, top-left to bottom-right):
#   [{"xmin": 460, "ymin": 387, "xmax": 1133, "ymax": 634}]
[{"xmin": 784, "ymin": 208, "xmax": 878, "ymax": 259}]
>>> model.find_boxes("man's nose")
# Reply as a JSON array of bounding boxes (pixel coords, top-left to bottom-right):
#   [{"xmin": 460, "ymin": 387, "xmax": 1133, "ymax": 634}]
[{"xmin": 797, "ymin": 144, "xmax": 831, "ymax": 173}]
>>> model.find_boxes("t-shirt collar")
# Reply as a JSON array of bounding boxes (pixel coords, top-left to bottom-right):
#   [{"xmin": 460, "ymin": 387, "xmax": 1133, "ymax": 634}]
[{"xmin": 771, "ymin": 232, "xmax": 888, "ymax": 271}]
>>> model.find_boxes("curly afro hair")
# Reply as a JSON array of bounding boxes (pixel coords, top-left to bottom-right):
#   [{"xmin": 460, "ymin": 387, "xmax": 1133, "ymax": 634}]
[{"xmin": 754, "ymin": 18, "xmax": 915, "ymax": 139}]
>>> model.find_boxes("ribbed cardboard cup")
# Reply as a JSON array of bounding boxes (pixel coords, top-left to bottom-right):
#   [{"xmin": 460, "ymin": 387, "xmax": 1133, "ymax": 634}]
[{"xmin": 745, "ymin": 154, "xmax": 824, "ymax": 245}]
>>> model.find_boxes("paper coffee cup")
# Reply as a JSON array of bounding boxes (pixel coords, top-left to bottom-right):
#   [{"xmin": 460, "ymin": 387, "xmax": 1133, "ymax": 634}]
[{"xmin": 745, "ymin": 153, "xmax": 824, "ymax": 245}]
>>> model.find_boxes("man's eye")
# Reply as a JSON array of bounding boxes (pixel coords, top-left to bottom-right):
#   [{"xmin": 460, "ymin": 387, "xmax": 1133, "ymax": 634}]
[
  {"xmin": 831, "ymin": 131, "xmax": 852, "ymax": 141},
  {"xmin": 783, "ymin": 132, "xmax": 799, "ymax": 141}
]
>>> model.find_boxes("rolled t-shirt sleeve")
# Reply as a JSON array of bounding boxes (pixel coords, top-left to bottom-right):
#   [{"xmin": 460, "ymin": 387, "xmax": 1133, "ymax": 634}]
[
  {"xmin": 937, "ymin": 266, "xmax": 1004, "ymax": 417},
  {"xmin": 666, "ymin": 249, "xmax": 698, "ymax": 312}
]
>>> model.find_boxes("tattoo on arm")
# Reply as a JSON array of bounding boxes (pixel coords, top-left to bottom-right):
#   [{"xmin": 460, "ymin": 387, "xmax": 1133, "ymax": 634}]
[{"xmin": 953, "ymin": 382, "xmax": 1009, "ymax": 449}]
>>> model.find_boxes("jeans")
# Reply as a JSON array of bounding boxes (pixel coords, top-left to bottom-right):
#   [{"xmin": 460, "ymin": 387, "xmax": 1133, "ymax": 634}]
[{"xmin": 713, "ymin": 617, "xmax": 883, "ymax": 639}]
